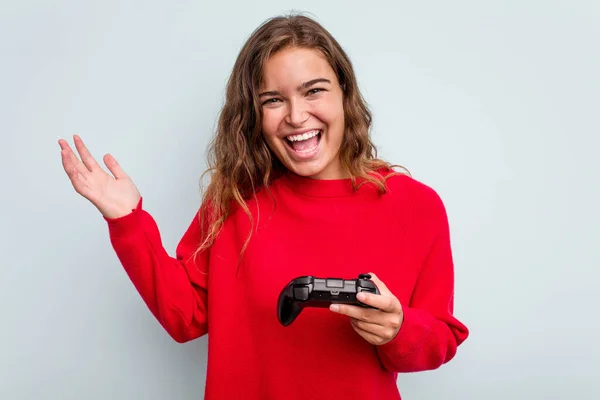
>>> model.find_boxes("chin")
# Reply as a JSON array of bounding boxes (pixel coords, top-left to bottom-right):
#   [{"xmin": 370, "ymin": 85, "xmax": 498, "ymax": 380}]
[
  {"xmin": 290, "ymin": 165, "xmax": 324, "ymax": 178},
  {"xmin": 286, "ymin": 160, "xmax": 338, "ymax": 180}
]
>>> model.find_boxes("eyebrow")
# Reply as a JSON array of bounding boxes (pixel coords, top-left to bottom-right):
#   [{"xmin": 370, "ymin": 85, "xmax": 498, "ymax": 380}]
[{"xmin": 258, "ymin": 78, "xmax": 332, "ymax": 98}]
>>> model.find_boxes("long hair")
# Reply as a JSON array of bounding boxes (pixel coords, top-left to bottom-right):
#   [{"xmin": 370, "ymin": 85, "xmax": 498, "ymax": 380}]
[{"xmin": 195, "ymin": 13, "xmax": 408, "ymax": 263}]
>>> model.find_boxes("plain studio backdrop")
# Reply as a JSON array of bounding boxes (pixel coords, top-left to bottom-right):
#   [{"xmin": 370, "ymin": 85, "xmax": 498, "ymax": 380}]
[{"xmin": 1, "ymin": 1, "xmax": 598, "ymax": 399}]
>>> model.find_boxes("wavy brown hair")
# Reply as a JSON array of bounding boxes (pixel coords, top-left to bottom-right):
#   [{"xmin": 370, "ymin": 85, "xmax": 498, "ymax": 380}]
[{"xmin": 194, "ymin": 13, "xmax": 408, "ymax": 263}]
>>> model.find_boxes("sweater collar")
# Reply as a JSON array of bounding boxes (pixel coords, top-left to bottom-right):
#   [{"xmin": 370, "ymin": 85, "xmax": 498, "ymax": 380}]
[{"xmin": 278, "ymin": 170, "xmax": 368, "ymax": 198}]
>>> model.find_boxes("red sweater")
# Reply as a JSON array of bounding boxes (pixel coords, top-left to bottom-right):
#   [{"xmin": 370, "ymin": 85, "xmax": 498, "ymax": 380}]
[{"xmin": 105, "ymin": 169, "xmax": 469, "ymax": 399}]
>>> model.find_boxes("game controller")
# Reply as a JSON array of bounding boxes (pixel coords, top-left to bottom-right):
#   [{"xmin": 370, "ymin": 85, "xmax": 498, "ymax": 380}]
[{"xmin": 277, "ymin": 273, "xmax": 380, "ymax": 326}]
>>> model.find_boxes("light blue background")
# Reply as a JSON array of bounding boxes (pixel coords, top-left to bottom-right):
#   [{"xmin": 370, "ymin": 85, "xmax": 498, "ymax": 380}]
[{"xmin": 1, "ymin": 1, "xmax": 598, "ymax": 399}]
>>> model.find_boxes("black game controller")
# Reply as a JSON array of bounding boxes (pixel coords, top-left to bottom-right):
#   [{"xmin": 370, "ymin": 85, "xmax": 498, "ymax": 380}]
[{"xmin": 277, "ymin": 273, "xmax": 380, "ymax": 326}]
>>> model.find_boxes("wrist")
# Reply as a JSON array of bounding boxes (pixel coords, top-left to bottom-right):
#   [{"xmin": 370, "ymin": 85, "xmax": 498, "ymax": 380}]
[{"xmin": 100, "ymin": 197, "xmax": 142, "ymax": 220}]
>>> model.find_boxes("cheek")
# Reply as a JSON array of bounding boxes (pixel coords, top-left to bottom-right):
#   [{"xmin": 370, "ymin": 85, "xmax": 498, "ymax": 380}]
[
  {"xmin": 311, "ymin": 101, "xmax": 344, "ymax": 129},
  {"xmin": 261, "ymin": 111, "xmax": 279, "ymax": 141}
]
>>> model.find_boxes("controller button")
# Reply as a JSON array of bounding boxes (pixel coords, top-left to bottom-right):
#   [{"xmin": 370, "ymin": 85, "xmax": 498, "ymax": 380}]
[
  {"xmin": 326, "ymin": 278, "xmax": 344, "ymax": 288},
  {"xmin": 359, "ymin": 281, "xmax": 377, "ymax": 291},
  {"xmin": 296, "ymin": 277, "xmax": 312, "ymax": 285},
  {"xmin": 293, "ymin": 287, "xmax": 309, "ymax": 301}
]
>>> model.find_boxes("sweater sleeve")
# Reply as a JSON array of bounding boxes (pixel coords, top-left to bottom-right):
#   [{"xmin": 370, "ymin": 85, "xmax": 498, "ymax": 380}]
[
  {"xmin": 376, "ymin": 187, "xmax": 469, "ymax": 372},
  {"xmin": 104, "ymin": 197, "xmax": 210, "ymax": 343}
]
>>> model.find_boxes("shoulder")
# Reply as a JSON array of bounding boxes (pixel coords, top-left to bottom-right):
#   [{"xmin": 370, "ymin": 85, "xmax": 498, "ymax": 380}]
[
  {"xmin": 379, "ymin": 169, "xmax": 449, "ymax": 230},
  {"xmin": 383, "ymin": 170, "xmax": 445, "ymax": 208}
]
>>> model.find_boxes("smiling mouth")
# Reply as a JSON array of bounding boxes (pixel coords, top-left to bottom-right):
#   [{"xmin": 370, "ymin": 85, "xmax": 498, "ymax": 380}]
[{"xmin": 284, "ymin": 130, "xmax": 322, "ymax": 153}]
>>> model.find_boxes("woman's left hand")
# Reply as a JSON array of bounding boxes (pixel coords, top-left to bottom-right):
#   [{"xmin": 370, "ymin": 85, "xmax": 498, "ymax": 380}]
[{"xmin": 330, "ymin": 272, "xmax": 404, "ymax": 346}]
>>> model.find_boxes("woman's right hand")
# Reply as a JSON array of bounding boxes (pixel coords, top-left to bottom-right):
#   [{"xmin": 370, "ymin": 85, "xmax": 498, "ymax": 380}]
[{"xmin": 58, "ymin": 135, "xmax": 142, "ymax": 219}]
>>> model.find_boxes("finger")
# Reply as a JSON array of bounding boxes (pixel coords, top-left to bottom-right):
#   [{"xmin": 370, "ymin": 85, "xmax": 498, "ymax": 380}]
[
  {"xmin": 356, "ymin": 291, "xmax": 401, "ymax": 314},
  {"xmin": 350, "ymin": 318, "xmax": 394, "ymax": 339},
  {"xmin": 351, "ymin": 319, "xmax": 398, "ymax": 345},
  {"xmin": 61, "ymin": 151, "xmax": 89, "ymax": 196},
  {"xmin": 367, "ymin": 272, "xmax": 393, "ymax": 296},
  {"xmin": 73, "ymin": 135, "xmax": 101, "ymax": 172},
  {"xmin": 352, "ymin": 323, "xmax": 380, "ymax": 343},
  {"xmin": 330, "ymin": 304, "xmax": 386, "ymax": 326},
  {"xmin": 350, "ymin": 320, "xmax": 390, "ymax": 346},
  {"xmin": 61, "ymin": 147, "xmax": 91, "ymax": 187},
  {"xmin": 103, "ymin": 153, "xmax": 128, "ymax": 180},
  {"xmin": 60, "ymin": 147, "xmax": 85, "ymax": 178},
  {"xmin": 58, "ymin": 138, "xmax": 73, "ymax": 152},
  {"xmin": 59, "ymin": 139, "xmax": 76, "ymax": 174}
]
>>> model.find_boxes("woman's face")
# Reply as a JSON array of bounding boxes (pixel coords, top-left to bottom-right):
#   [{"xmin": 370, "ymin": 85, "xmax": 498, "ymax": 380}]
[{"xmin": 259, "ymin": 47, "xmax": 346, "ymax": 180}]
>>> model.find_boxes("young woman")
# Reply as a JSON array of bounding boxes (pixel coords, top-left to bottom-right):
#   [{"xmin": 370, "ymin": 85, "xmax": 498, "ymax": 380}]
[{"xmin": 58, "ymin": 14, "xmax": 469, "ymax": 400}]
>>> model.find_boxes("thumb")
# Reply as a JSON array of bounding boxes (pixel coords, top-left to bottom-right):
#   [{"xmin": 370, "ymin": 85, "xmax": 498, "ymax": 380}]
[{"xmin": 103, "ymin": 153, "xmax": 129, "ymax": 180}]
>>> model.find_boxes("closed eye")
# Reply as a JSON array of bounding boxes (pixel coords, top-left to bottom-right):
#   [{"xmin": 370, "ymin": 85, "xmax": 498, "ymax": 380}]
[
  {"xmin": 262, "ymin": 98, "xmax": 281, "ymax": 106},
  {"xmin": 307, "ymin": 88, "xmax": 326, "ymax": 95}
]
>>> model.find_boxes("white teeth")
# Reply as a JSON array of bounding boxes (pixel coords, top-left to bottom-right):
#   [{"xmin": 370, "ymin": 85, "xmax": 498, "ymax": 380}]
[{"xmin": 286, "ymin": 130, "xmax": 320, "ymax": 142}]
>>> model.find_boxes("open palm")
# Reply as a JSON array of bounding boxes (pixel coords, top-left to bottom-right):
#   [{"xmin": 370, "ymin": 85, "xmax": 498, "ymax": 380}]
[{"xmin": 58, "ymin": 135, "xmax": 141, "ymax": 219}]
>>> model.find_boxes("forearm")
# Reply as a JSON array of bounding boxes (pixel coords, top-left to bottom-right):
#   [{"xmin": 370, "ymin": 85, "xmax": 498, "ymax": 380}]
[
  {"xmin": 106, "ymin": 201, "xmax": 208, "ymax": 343},
  {"xmin": 375, "ymin": 306, "xmax": 468, "ymax": 372}
]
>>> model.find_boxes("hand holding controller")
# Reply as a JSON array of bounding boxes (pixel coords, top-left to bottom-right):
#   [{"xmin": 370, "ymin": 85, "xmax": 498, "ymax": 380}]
[{"xmin": 277, "ymin": 273, "xmax": 380, "ymax": 326}]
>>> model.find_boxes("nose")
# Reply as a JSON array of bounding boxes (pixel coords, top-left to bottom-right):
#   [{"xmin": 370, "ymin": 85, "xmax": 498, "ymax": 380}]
[{"xmin": 285, "ymin": 98, "xmax": 309, "ymax": 127}]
